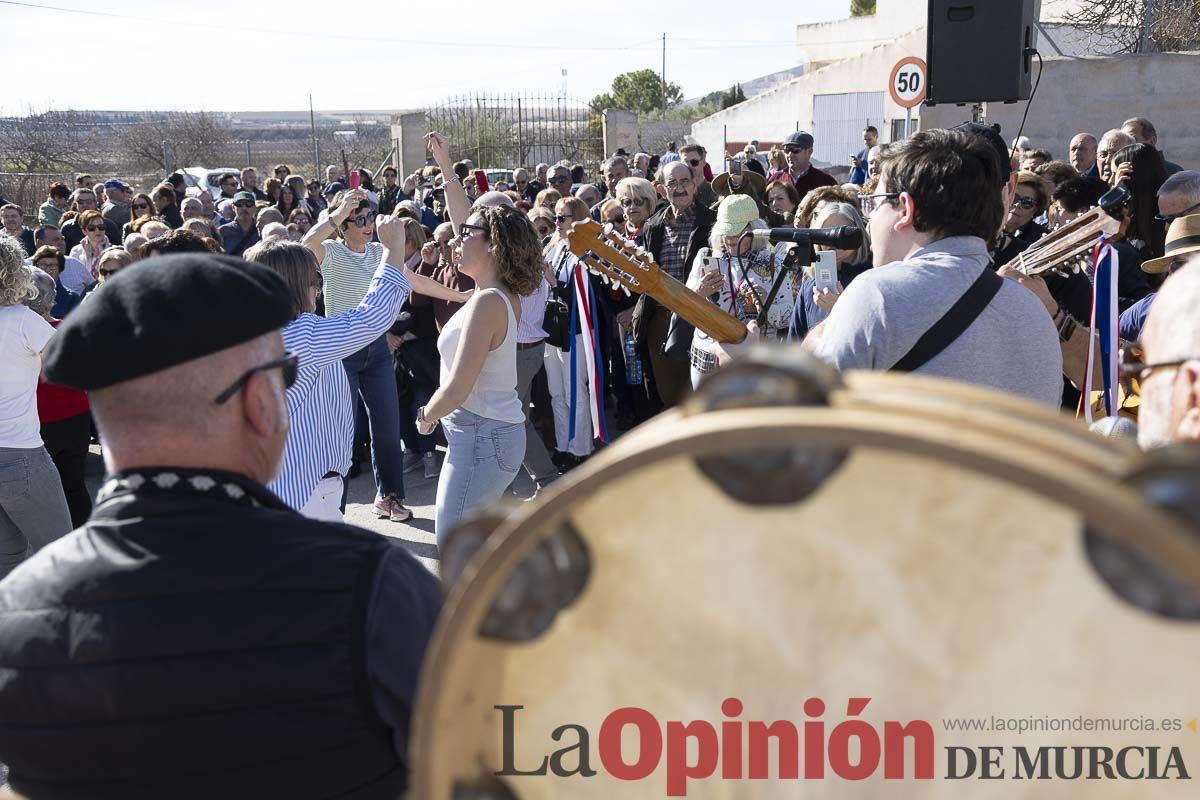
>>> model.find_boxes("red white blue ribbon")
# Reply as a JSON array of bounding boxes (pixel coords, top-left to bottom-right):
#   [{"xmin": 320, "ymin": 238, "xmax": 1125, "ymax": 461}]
[
  {"xmin": 567, "ymin": 260, "xmax": 609, "ymax": 444},
  {"xmin": 1081, "ymin": 239, "xmax": 1119, "ymax": 422}
]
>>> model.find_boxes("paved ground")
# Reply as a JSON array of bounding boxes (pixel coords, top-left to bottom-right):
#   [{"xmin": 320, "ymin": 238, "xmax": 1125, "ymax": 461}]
[{"xmin": 83, "ymin": 444, "xmax": 545, "ymax": 577}]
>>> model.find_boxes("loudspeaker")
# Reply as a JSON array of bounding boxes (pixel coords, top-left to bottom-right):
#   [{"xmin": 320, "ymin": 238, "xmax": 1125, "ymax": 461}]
[{"xmin": 926, "ymin": 0, "xmax": 1037, "ymax": 105}]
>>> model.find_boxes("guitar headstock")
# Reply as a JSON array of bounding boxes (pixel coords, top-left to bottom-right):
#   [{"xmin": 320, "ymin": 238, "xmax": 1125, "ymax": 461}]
[{"xmin": 564, "ymin": 219, "xmax": 661, "ymax": 299}]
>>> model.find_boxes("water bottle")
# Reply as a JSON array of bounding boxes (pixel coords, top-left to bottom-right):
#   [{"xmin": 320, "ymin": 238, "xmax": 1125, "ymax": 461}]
[{"xmin": 623, "ymin": 329, "xmax": 643, "ymax": 385}]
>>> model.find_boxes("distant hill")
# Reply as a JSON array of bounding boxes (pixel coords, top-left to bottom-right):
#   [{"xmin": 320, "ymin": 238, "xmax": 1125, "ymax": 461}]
[{"xmin": 685, "ymin": 65, "xmax": 806, "ymax": 105}]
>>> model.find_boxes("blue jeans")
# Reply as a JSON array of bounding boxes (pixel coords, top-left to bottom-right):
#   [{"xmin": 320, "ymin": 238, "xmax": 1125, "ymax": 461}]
[
  {"xmin": 0, "ymin": 445, "xmax": 72, "ymax": 579},
  {"xmin": 342, "ymin": 335, "xmax": 405, "ymax": 501},
  {"xmin": 435, "ymin": 408, "xmax": 525, "ymax": 548}
]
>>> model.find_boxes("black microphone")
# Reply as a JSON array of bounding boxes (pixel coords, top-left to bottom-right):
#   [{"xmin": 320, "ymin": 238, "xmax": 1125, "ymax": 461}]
[{"xmin": 749, "ymin": 225, "xmax": 863, "ymax": 249}]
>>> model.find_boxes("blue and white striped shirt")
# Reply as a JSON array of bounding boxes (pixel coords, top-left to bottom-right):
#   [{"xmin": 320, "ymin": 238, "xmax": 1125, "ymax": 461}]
[{"xmin": 269, "ymin": 263, "xmax": 411, "ymax": 510}]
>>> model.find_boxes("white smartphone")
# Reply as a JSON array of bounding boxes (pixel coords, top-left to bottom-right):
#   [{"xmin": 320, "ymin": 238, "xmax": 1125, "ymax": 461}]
[
  {"xmin": 700, "ymin": 255, "xmax": 722, "ymax": 276},
  {"xmin": 814, "ymin": 250, "xmax": 838, "ymax": 294}
]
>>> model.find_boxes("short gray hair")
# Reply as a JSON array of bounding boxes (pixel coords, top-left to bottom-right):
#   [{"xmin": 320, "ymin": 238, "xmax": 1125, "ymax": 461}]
[
  {"xmin": 1160, "ymin": 170, "xmax": 1200, "ymax": 204},
  {"xmin": 601, "ymin": 156, "xmax": 628, "ymax": 173},
  {"xmin": 25, "ymin": 267, "xmax": 57, "ymax": 316},
  {"xmin": 812, "ymin": 202, "xmax": 872, "ymax": 266}
]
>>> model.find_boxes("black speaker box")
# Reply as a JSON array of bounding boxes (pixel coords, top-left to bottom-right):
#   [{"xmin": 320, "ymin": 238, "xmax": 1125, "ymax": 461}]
[{"xmin": 926, "ymin": 0, "xmax": 1037, "ymax": 105}]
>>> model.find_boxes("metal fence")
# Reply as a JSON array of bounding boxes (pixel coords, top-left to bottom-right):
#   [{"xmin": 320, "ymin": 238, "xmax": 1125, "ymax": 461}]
[{"xmin": 426, "ymin": 94, "xmax": 603, "ymax": 170}]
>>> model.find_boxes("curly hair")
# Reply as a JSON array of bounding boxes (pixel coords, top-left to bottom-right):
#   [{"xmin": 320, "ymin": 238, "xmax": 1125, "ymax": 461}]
[
  {"xmin": 795, "ymin": 185, "xmax": 861, "ymax": 227},
  {"xmin": 0, "ymin": 234, "xmax": 34, "ymax": 307},
  {"xmin": 475, "ymin": 205, "xmax": 545, "ymax": 296}
]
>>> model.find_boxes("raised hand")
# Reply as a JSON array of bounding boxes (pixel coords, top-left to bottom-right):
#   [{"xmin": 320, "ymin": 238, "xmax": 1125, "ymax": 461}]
[
  {"xmin": 375, "ymin": 214, "xmax": 407, "ymax": 254},
  {"xmin": 333, "ymin": 189, "xmax": 367, "ymax": 223},
  {"xmin": 426, "ymin": 132, "xmax": 451, "ymax": 170}
]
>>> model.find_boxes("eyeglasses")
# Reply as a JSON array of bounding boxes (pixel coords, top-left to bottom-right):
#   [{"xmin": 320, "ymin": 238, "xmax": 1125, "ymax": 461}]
[
  {"xmin": 619, "ymin": 197, "xmax": 647, "ymax": 208},
  {"xmin": 1118, "ymin": 342, "xmax": 1196, "ymax": 380},
  {"xmin": 214, "ymin": 351, "xmax": 298, "ymax": 404},
  {"xmin": 665, "ymin": 178, "xmax": 693, "ymax": 190},
  {"xmin": 459, "ymin": 222, "xmax": 487, "ymax": 239},
  {"xmin": 1154, "ymin": 200, "xmax": 1200, "ymax": 224},
  {"xmin": 344, "ymin": 212, "xmax": 376, "ymax": 228},
  {"xmin": 860, "ymin": 192, "xmax": 901, "ymax": 213},
  {"xmin": 554, "ymin": 214, "xmax": 574, "ymax": 223},
  {"xmin": 85, "ymin": 224, "xmax": 106, "ymax": 232},
  {"xmin": 783, "ymin": 146, "xmax": 806, "ymax": 154},
  {"xmin": 1011, "ymin": 196, "xmax": 1037, "ymax": 210},
  {"xmin": 234, "ymin": 201, "xmax": 255, "ymax": 209}
]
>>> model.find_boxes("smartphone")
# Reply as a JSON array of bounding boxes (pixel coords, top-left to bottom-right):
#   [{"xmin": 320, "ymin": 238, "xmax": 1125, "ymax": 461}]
[
  {"xmin": 700, "ymin": 255, "xmax": 722, "ymax": 276},
  {"xmin": 814, "ymin": 250, "xmax": 838, "ymax": 294},
  {"xmin": 474, "ymin": 170, "xmax": 489, "ymax": 193},
  {"xmin": 348, "ymin": 171, "xmax": 361, "ymax": 190}
]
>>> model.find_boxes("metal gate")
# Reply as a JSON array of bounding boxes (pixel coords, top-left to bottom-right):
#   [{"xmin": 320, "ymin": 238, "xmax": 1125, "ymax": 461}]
[
  {"xmin": 811, "ymin": 91, "xmax": 884, "ymax": 166},
  {"xmin": 425, "ymin": 94, "xmax": 603, "ymax": 170}
]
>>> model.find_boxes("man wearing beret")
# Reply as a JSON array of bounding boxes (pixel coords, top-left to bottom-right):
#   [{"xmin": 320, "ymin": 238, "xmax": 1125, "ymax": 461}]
[{"xmin": 0, "ymin": 254, "xmax": 441, "ymax": 798}]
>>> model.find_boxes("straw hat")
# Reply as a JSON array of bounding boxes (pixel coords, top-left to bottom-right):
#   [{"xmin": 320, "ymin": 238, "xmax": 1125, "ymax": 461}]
[{"xmin": 1141, "ymin": 214, "xmax": 1200, "ymax": 273}]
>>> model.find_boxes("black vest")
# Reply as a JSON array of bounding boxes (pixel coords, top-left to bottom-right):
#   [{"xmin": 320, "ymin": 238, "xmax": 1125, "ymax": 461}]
[{"xmin": 0, "ymin": 469, "xmax": 405, "ymax": 799}]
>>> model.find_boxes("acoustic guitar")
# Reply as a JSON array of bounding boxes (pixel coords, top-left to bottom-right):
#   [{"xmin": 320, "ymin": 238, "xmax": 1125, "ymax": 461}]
[
  {"xmin": 565, "ymin": 219, "xmax": 748, "ymax": 344},
  {"xmin": 1005, "ymin": 184, "xmax": 1131, "ymax": 276}
]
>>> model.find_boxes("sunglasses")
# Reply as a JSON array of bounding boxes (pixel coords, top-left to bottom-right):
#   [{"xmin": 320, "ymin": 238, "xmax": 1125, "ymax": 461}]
[
  {"xmin": 783, "ymin": 146, "xmax": 805, "ymax": 154},
  {"xmin": 214, "ymin": 351, "xmax": 298, "ymax": 404},
  {"xmin": 686, "ymin": 158, "xmax": 701, "ymax": 167},
  {"xmin": 98, "ymin": 267, "xmax": 123, "ymax": 277},
  {"xmin": 459, "ymin": 222, "xmax": 487, "ymax": 239},
  {"xmin": 132, "ymin": 202, "xmax": 150, "ymax": 211},
  {"xmin": 85, "ymin": 224, "xmax": 106, "ymax": 232},
  {"xmin": 619, "ymin": 197, "xmax": 647, "ymax": 208},
  {"xmin": 345, "ymin": 212, "xmax": 376, "ymax": 228},
  {"xmin": 234, "ymin": 201, "xmax": 255, "ymax": 209},
  {"xmin": 1155, "ymin": 200, "xmax": 1200, "ymax": 224},
  {"xmin": 554, "ymin": 214, "xmax": 574, "ymax": 224},
  {"xmin": 1011, "ymin": 196, "xmax": 1037, "ymax": 210},
  {"xmin": 549, "ymin": 175, "xmax": 571, "ymax": 184}
]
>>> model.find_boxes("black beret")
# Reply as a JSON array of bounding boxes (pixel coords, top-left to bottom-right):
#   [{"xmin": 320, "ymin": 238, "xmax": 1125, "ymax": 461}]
[
  {"xmin": 952, "ymin": 121, "xmax": 1012, "ymax": 184},
  {"xmin": 44, "ymin": 253, "xmax": 292, "ymax": 391}
]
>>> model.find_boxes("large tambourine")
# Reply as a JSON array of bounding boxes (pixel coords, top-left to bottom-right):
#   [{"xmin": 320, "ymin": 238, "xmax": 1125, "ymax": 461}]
[{"xmin": 411, "ymin": 350, "xmax": 1200, "ymax": 799}]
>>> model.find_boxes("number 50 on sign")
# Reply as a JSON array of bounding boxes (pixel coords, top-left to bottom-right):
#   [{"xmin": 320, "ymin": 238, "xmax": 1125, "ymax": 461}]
[{"xmin": 889, "ymin": 57, "xmax": 927, "ymax": 109}]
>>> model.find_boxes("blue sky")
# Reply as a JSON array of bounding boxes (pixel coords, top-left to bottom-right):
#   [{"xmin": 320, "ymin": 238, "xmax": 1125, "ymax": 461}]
[{"xmin": 1, "ymin": 0, "xmax": 851, "ymax": 113}]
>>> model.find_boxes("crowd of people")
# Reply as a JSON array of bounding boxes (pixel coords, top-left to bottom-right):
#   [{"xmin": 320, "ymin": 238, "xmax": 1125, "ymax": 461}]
[{"xmin": 0, "ymin": 108, "xmax": 1198, "ymax": 795}]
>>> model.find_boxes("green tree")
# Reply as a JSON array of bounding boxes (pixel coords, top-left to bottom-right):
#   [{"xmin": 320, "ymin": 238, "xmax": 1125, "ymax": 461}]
[
  {"xmin": 851, "ymin": 0, "xmax": 877, "ymax": 16},
  {"xmin": 721, "ymin": 83, "xmax": 747, "ymax": 109},
  {"xmin": 590, "ymin": 69, "xmax": 683, "ymax": 114}
]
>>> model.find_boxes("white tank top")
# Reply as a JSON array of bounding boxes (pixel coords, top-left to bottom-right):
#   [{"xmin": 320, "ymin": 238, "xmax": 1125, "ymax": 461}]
[{"xmin": 437, "ymin": 288, "xmax": 524, "ymax": 423}]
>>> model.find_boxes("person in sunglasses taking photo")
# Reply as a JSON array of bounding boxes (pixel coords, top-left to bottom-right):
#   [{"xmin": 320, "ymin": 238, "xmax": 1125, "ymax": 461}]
[{"xmin": 0, "ymin": 253, "xmax": 441, "ymax": 797}]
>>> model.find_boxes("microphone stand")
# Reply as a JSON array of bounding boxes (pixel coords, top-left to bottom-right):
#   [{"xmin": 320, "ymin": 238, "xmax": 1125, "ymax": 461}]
[{"xmin": 754, "ymin": 242, "xmax": 809, "ymax": 333}]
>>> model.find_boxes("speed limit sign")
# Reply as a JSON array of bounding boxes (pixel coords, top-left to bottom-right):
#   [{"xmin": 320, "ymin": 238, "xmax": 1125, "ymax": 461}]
[{"xmin": 888, "ymin": 57, "xmax": 927, "ymax": 109}]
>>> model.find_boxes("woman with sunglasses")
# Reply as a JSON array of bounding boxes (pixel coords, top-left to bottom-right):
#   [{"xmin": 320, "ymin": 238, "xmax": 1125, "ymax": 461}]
[
  {"xmin": 288, "ymin": 207, "xmax": 313, "ymax": 235},
  {"xmin": 301, "ymin": 189, "xmax": 469, "ymax": 523},
  {"xmin": 415, "ymin": 205, "xmax": 546, "ymax": 546},
  {"xmin": 1004, "ymin": 171, "xmax": 1051, "ymax": 246},
  {"xmin": 69, "ymin": 210, "xmax": 111, "ymax": 280},
  {"xmin": 121, "ymin": 193, "xmax": 157, "ymax": 243}
]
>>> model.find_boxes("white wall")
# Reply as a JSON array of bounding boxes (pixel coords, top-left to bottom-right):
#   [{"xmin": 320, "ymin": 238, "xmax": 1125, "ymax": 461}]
[{"xmin": 691, "ymin": 29, "xmax": 927, "ymax": 165}]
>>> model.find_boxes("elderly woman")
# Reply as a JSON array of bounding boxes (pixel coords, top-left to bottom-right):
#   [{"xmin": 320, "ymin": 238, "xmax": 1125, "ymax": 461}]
[
  {"xmin": 788, "ymin": 202, "xmax": 873, "ymax": 343},
  {"xmin": 94, "ymin": 246, "xmax": 133, "ymax": 283},
  {"xmin": 614, "ymin": 176, "xmax": 658, "ymax": 240},
  {"xmin": 68, "ymin": 209, "xmax": 110, "ymax": 278},
  {"xmin": 30, "ymin": 245, "xmax": 81, "ymax": 318},
  {"xmin": 26, "ymin": 268, "xmax": 92, "ymax": 528},
  {"xmin": 766, "ymin": 180, "xmax": 800, "ymax": 225},
  {"xmin": 0, "ymin": 238, "xmax": 72, "ymax": 578},
  {"xmin": 1005, "ymin": 170, "xmax": 1052, "ymax": 246},
  {"xmin": 686, "ymin": 195, "xmax": 800, "ymax": 388}
]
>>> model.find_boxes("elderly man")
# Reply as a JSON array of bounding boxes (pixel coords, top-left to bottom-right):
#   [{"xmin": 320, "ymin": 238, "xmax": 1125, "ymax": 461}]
[
  {"xmin": 636, "ymin": 159, "xmax": 717, "ymax": 407},
  {"xmin": 600, "ymin": 156, "xmax": 629, "ymax": 199},
  {"xmin": 512, "ymin": 167, "xmax": 540, "ymax": 202},
  {"xmin": 180, "ymin": 196, "xmax": 204, "ymax": 220},
  {"xmin": 101, "ymin": 179, "xmax": 133, "ymax": 229},
  {"xmin": 1157, "ymin": 170, "xmax": 1200, "ymax": 224},
  {"xmin": 218, "ymin": 191, "xmax": 261, "ymax": 257},
  {"xmin": 1069, "ymin": 133, "xmax": 1099, "ymax": 178},
  {"xmin": 325, "ymin": 164, "xmax": 343, "ymax": 189},
  {"xmin": 1122, "ymin": 116, "xmax": 1184, "ymax": 175},
  {"xmin": 1, "ymin": 203, "xmax": 35, "ymax": 255},
  {"xmin": 1135, "ymin": 257, "xmax": 1200, "ymax": 449},
  {"xmin": 1096, "ymin": 129, "xmax": 1136, "ymax": 185},
  {"xmin": 545, "ymin": 163, "xmax": 573, "ymax": 197},
  {"xmin": 0, "ymin": 253, "xmax": 440, "ymax": 797}
]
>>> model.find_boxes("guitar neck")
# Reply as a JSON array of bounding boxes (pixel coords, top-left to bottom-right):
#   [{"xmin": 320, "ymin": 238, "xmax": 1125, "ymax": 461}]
[{"xmin": 650, "ymin": 270, "xmax": 748, "ymax": 344}]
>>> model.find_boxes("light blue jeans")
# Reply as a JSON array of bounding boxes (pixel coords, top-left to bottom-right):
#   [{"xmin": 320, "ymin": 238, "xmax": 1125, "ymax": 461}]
[{"xmin": 435, "ymin": 408, "xmax": 525, "ymax": 549}]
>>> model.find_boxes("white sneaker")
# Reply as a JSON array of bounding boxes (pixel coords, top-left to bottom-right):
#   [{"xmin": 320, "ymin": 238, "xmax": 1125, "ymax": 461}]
[
  {"xmin": 402, "ymin": 451, "xmax": 423, "ymax": 473},
  {"xmin": 423, "ymin": 452, "xmax": 441, "ymax": 479}
]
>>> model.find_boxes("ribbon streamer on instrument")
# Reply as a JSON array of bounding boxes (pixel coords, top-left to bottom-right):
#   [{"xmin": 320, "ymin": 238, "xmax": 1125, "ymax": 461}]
[
  {"xmin": 567, "ymin": 260, "xmax": 609, "ymax": 444},
  {"xmin": 1081, "ymin": 240, "xmax": 1119, "ymax": 422}
]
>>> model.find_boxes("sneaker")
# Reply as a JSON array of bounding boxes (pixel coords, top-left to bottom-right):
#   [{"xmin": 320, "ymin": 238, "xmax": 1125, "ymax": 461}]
[
  {"xmin": 402, "ymin": 451, "xmax": 423, "ymax": 473},
  {"xmin": 423, "ymin": 452, "xmax": 441, "ymax": 479},
  {"xmin": 389, "ymin": 500, "xmax": 413, "ymax": 523},
  {"xmin": 372, "ymin": 495, "xmax": 391, "ymax": 518}
]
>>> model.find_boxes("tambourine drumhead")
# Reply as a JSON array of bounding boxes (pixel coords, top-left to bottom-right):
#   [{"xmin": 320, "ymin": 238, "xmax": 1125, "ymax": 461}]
[{"xmin": 411, "ymin": 387, "xmax": 1200, "ymax": 798}]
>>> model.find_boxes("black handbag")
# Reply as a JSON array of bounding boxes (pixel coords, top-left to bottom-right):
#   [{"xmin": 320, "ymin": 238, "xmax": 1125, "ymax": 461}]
[{"xmin": 543, "ymin": 284, "xmax": 572, "ymax": 351}]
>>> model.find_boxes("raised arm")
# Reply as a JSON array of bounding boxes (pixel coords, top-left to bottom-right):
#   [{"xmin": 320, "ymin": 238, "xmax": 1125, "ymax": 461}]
[
  {"xmin": 425, "ymin": 132, "xmax": 471, "ymax": 230},
  {"xmin": 301, "ymin": 188, "xmax": 366, "ymax": 263},
  {"xmin": 375, "ymin": 212, "xmax": 470, "ymax": 304}
]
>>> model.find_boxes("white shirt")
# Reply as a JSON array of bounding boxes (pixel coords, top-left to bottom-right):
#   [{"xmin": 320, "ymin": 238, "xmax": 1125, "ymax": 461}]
[
  {"xmin": 59, "ymin": 257, "xmax": 96, "ymax": 294},
  {"xmin": 437, "ymin": 288, "xmax": 524, "ymax": 423},
  {"xmin": 0, "ymin": 305, "xmax": 55, "ymax": 448}
]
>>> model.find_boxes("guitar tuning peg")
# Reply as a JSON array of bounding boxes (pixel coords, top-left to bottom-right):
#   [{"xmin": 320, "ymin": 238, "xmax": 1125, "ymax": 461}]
[
  {"xmin": 621, "ymin": 285, "xmax": 631, "ymax": 297},
  {"xmin": 602, "ymin": 223, "xmax": 615, "ymax": 236},
  {"xmin": 634, "ymin": 246, "xmax": 647, "ymax": 258}
]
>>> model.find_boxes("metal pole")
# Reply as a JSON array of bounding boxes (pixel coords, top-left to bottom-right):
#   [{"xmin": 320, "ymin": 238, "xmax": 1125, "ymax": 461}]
[
  {"xmin": 309, "ymin": 94, "xmax": 319, "ymax": 180},
  {"xmin": 661, "ymin": 33, "xmax": 667, "ymax": 111},
  {"xmin": 905, "ymin": 107, "xmax": 912, "ymax": 139}
]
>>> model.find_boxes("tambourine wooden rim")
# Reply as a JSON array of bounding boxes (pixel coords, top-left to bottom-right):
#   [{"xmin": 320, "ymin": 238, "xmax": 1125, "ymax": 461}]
[{"xmin": 410, "ymin": 403, "xmax": 1200, "ymax": 794}]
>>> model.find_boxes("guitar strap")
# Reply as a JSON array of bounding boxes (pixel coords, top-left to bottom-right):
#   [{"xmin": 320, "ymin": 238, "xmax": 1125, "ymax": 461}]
[{"xmin": 889, "ymin": 265, "xmax": 1004, "ymax": 373}]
